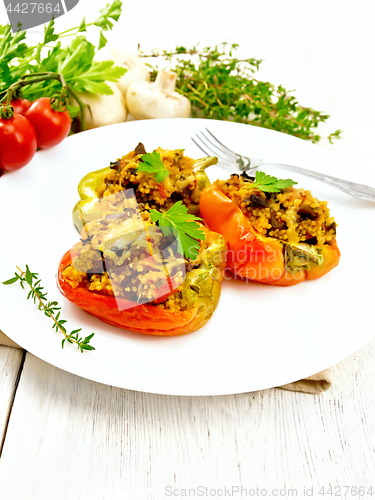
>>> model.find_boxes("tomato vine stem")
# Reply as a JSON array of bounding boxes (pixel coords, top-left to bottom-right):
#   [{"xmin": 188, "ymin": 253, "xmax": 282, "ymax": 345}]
[{"xmin": 0, "ymin": 72, "xmax": 87, "ymax": 131}]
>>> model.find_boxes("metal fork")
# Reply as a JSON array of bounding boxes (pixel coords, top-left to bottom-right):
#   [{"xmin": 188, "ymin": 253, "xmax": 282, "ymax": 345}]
[{"xmin": 192, "ymin": 128, "xmax": 375, "ymax": 202}]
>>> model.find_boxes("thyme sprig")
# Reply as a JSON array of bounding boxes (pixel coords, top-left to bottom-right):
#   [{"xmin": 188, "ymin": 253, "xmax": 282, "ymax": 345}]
[
  {"xmin": 3, "ymin": 266, "xmax": 95, "ymax": 353},
  {"xmin": 141, "ymin": 43, "xmax": 342, "ymax": 144}
]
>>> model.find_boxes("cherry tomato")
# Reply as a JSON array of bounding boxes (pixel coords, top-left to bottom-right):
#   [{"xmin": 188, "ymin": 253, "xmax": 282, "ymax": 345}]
[
  {"xmin": 10, "ymin": 99, "xmax": 32, "ymax": 115},
  {"xmin": 0, "ymin": 114, "xmax": 37, "ymax": 172},
  {"xmin": 25, "ymin": 97, "xmax": 71, "ymax": 149}
]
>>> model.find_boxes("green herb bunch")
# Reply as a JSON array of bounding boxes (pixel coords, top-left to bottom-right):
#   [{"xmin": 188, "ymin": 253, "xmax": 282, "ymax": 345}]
[
  {"xmin": 142, "ymin": 43, "xmax": 341, "ymax": 144},
  {"xmin": 0, "ymin": 0, "xmax": 125, "ymax": 119}
]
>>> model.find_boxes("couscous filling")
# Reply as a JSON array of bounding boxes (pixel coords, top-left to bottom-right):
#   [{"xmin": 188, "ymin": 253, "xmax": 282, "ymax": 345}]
[
  {"xmin": 216, "ymin": 173, "xmax": 337, "ymax": 247},
  {"xmin": 96, "ymin": 145, "xmax": 205, "ymax": 214},
  {"xmin": 63, "ymin": 202, "xmax": 221, "ymax": 312}
]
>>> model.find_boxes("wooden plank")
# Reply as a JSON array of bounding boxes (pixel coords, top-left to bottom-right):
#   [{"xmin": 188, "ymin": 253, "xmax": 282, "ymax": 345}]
[
  {"xmin": 0, "ymin": 341, "xmax": 375, "ymax": 499},
  {"xmin": 0, "ymin": 347, "xmax": 24, "ymax": 453}
]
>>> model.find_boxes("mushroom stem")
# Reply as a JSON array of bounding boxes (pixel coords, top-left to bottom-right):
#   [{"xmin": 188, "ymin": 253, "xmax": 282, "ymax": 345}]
[{"xmin": 155, "ymin": 70, "xmax": 177, "ymax": 93}]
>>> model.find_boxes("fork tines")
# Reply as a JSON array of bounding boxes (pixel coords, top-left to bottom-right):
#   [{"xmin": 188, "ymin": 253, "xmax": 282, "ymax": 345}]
[{"xmin": 192, "ymin": 128, "xmax": 239, "ymax": 162}]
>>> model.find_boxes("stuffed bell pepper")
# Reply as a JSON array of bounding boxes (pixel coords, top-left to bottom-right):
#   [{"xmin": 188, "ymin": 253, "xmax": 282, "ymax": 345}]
[
  {"xmin": 58, "ymin": 194, "xmax": 227, "ymax": 335},
  {"xmin": 200, "ymin": 172, "xmax": 340, "ymax": 286},
  {"xmin": 73, "ymin": 143, "xmax": 218, "ymax": 231}
]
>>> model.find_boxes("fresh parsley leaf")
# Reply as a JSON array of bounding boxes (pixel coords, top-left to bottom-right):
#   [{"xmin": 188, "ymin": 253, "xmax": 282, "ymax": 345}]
[
  {"xmin": 0, "ymin": 26, "xmax": 29, "ymax": 88},
  {"xmin": 150, "ymin": 201, "xmax": 206, "ymax": 260},
  {"xmin": 98, "ymin": 32, "xmax": 108, "ymax": 50},
  {"xmin": 251, "ymin": 171, "xmax": 298, "ymax": 193},
  {"xmin": 67, "ymin": 104, "xmax": 81, "ymax": 119},
  {"xmin": 0, "ymin": 0, "xmax": 124, "ymax": 103},
  {"xmin": 71, "ymin": 61, "xmax": 125, "ymax": 94},
  {"xmin": 43, "ymin": 19, "xmax": 58, "ymax": 44},
  {"xmin": 94, "ymin": 0, "xmax": 122, "ymax": 30},
  {"xmin": 57, "ymin": 36, "xmax": 95, "ymax": 77},
  {"xmin": 137, "ymin": 152, "xmax": 170, "ymax": 183},
  {"xmin": 77, "ymin": 17, "xmax": 87, "ymax": 33}
]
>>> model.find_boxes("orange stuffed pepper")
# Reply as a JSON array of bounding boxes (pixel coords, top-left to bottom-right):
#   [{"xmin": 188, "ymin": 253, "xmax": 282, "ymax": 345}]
[{"xmin": 200, "ymin": 173, "xmax": 340, "ymax": 286}]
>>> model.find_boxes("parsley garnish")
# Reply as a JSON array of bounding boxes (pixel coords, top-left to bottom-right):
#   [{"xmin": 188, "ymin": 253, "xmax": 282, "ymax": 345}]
[
  {"xmin": 137, "ymin": 152, "xmax": 170, "ymax": 183},
  {"xmin": 250, "ymin": 171, "xmax": 298, "ymax": 193},
  {"xmin": 150, "ymin": 201, "xmax": 205, "ymax": 260}
]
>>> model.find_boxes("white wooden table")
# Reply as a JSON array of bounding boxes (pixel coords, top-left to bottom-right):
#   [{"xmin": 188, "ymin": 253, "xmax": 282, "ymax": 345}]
[{"xmin": 1, "ymin": 1, "xmax": 375, "ymax": 498}]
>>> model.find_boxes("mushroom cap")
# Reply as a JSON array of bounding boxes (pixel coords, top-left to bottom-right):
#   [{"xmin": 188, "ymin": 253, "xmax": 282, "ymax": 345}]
[
  {"xmin": 75, "ymin": 82, "xmax": 127, "ymax": 129},
  {"xmin": 94, "ymin": 46, "xmax": 150, "ymax": 97},
  {"xmin": 126, "ymin": 80, "xmax": 191, "ymax": 120}
]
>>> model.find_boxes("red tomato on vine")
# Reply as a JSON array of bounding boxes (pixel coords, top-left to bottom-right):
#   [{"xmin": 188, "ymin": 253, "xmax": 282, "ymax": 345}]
[
  {"xmin": 25, "ymin": 97, "xmax": 71, "ymax": 149},
  {"xmin": 10, "ymin": 99, "xmax": 32, "ymax": 115},
  {"xmin": 1, "ymin": 99, "xmax": 32, "ymax": 116},
  {"xmin": 0, "ymin": 114, "xmax": 37, "ymax": 172}
]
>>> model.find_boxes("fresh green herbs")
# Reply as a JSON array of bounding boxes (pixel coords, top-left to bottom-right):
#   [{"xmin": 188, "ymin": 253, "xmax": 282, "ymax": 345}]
[
  {"xmin": 3, "ymin": 266, "xmax": 95, "ymax": 353},
  {"xmin": 137, "ymin": 151, "xmax": 170, "ymax": 183},
  {"xmin": 250, "ymin": 171, "xmax": 298, "ymax": 193},
  {"xmin": 150, "ymin": 201, "xmax": 205, "ymax": 260},
  {"xmin": 0, "ymin": 1, "xmax": 125, "ymax": 119},
  {"xmin": 141, "ymin": 43, "xmax": 341, "ymax": 144},
  {"xmin": 86, "ymin": 0, "xmax": 122, "ymax": 32}
]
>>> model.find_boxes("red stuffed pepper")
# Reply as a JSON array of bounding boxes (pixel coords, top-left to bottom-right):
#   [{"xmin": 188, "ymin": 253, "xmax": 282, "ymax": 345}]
[{"xmin": 58, "ymin": 207, "xmax": 226, "ymax": 336}]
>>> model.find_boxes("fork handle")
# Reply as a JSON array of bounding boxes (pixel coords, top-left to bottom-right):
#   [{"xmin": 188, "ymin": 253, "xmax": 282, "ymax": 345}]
[{"xmin": 259, "ymin": 163, "xmax": 375, "ymax": 202}]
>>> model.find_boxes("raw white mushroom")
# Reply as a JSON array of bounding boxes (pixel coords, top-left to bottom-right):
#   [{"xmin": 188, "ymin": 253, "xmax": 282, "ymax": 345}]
[
  {"xmin": 126, "ymin": 70, "xmax": 191, "ymax": 120},
  {"xmin": 74, "ymin": 82, "xmax": 127, "ymax": 130},
  {"xmin": 94, "ymin": 46, "xmax": 150, "ymax": 97}
]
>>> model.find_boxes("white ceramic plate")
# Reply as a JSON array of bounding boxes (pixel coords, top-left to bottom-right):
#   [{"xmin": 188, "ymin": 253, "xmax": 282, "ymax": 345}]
[{"xmin": 0, "ymin": 118, "xmax": 374, "ymax": 395}]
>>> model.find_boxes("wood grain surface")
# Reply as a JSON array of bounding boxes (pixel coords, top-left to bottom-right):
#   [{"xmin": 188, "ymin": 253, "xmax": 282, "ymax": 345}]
[
  {"xmin": 0, "ymin": 347, "xmax": 24, "ymax": 453},
  {"xmin": 0, "ymin": 339, "xmax": 374, "ymax": 499}
]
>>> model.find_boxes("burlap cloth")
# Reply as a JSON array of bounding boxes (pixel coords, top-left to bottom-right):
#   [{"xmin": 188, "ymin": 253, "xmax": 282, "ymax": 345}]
[
  {"xmin": 0, "ymin": 329, "xmax": 332, "ymax": 394},
  {"xmin": 0, "ymin": 330, "xmax": 21, "ymax": 349}
]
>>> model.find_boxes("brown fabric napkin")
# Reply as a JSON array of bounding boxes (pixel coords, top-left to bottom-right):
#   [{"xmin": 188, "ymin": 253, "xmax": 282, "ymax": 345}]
[
  {"xmin": 278, "ymin": 369, "xmax": 333, "ymax": 394},
  {"xmin": 0, "ymin": 330, "xmax": 21, "ymax": 349},
  {"xmin": 0, "ymin": 329, "xmax": 333, "ymax": 393}
]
